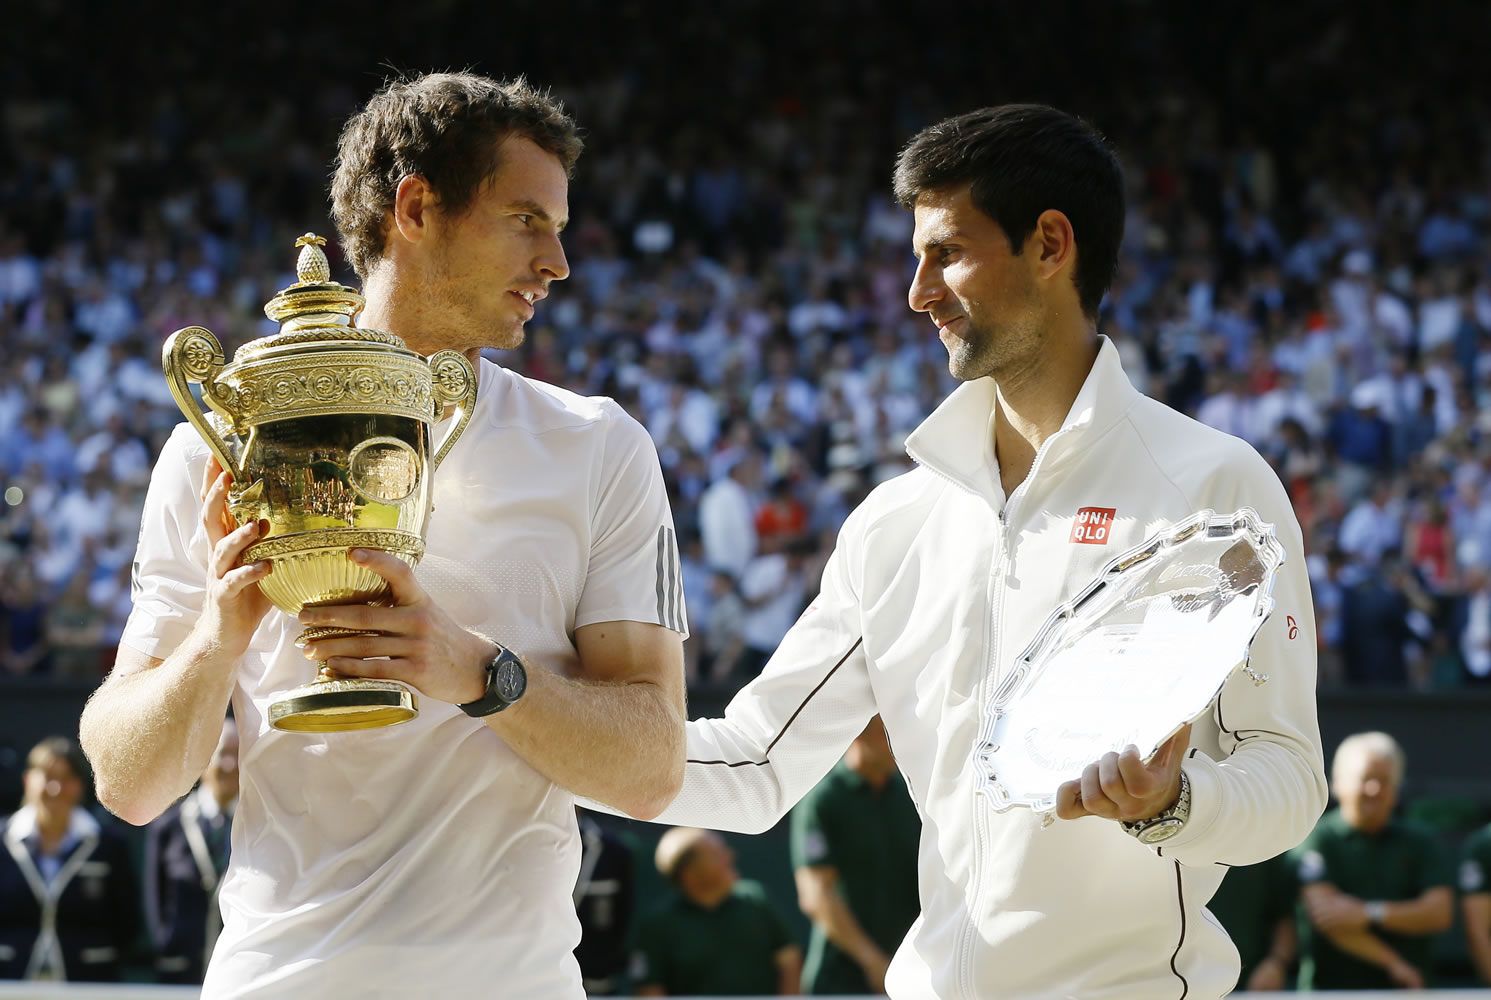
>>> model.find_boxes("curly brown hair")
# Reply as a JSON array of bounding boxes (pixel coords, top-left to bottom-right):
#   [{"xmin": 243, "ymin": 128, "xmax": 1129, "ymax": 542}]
[{"xmin": 331, "ymin": 71, "xmax": 583, "ymax": 279}]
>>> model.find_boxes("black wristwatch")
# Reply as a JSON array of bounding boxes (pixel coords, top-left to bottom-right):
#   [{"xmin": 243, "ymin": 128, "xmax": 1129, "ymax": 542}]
[{"xmin": 458, "ymin": 644, "xmax": 528, "ymax": 718}]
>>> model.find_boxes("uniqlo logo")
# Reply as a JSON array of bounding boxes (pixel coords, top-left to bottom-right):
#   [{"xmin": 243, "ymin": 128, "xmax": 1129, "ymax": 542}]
[{"xmin": 1070, "ymin": 507, "xmax": 1116, "ymax": 544}]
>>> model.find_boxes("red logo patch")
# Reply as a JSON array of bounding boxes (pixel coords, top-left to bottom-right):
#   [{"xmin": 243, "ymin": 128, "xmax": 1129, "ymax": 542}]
[{"xmin": 1070, "ymin": 507, "xmax": 1116, "ymax": 545}]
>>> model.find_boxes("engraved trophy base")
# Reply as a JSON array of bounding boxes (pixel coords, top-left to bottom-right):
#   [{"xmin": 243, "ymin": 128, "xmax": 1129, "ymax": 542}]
[{"xmin": 268, "ymin": 666, "xmax": 418, "ymax": 733}]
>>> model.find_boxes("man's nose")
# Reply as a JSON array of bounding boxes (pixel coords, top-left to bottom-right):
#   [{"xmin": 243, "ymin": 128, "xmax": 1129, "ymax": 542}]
[
  {"xmin": 907, "ymin": 258, "xmax": 942, "ymax": 314},
  {"xmin": 537, "ymin": 233, "xmax": 569, "ymax": 281}
]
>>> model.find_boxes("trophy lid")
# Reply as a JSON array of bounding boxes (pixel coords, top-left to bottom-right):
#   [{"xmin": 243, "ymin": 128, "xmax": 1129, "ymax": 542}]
[{"xmin": 245, "ymin": 234, "xmax": 410, "ymax": 359}]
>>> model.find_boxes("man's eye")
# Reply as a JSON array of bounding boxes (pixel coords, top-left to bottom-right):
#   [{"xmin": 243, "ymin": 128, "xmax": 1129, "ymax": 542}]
[{"xmin": 516, "ymin": 214, "xmax": 532, "ymax": 225}]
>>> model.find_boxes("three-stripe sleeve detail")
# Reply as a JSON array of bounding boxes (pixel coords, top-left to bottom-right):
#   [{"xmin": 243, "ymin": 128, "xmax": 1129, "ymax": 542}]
[{"xmin": 655, "ymin": 526, "xmax": 685, "ymax": 632}]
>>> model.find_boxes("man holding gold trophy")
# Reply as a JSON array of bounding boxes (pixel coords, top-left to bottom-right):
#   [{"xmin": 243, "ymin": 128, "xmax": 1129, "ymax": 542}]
[
  {"xmin": 80, "ymin": 73, "xmax": 688, "ymax": 998},
  {"xmin": 603, "ymin": 106, "xmax": 1328, "ymax": 999}
]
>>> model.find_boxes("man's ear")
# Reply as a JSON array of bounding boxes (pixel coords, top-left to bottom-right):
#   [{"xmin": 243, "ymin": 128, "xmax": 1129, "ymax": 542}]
[
  {"xmin": 1031, "ymin": 208, "xmax": 1076, "ymax": 279},
  {"xmin": 390, "ymin": 175, "xmax": 436, "ymax": 247}
]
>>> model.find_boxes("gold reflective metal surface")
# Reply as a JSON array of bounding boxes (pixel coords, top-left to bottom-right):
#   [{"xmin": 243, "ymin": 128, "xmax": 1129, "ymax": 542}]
[
  {"xmin": 161, "ymin": 234, "xmax": 477, "ymax": 732},
  {"xmin": 267, "ymin": 675, "xmax": 419, "ymax": 732}
]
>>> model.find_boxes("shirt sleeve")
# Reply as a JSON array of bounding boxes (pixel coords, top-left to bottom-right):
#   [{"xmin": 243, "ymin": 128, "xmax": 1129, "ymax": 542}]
[
  {"xmin": 789, "ymin": 782, "xmax": 835, "ymax": 870},
  {"xmin": 610, "ymin": 501, "xmax": 878, "ymax": 835},
  {"xmin": 575, "ymin": 402, "xmax": 689, "ymax": 637},
  {"xmin": 119, "ymin": 424, "xmax": 214, "ymax": 658},
  {"xmin": 1158, "ymin": 446, "xmax": 1330, "ymax": 867}
]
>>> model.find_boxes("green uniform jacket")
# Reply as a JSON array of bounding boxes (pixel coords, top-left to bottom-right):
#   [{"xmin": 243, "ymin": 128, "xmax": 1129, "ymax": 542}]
[
  {"xmin": 1290, "ymin": 809, "xmax": 1452, "ymax": 990},
  {"xmin": 790, "ymin": 761, "xmax": 921, "ymax": 995},
  {"xmin": 633, "ymin": 879, "xmax": 794, "ymax": 996}
]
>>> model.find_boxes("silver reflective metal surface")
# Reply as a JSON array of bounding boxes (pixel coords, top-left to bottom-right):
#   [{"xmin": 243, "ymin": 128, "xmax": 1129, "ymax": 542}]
[{"xmin": 974, "ymin": 508, "xmax": 1285, "ymax": 813}]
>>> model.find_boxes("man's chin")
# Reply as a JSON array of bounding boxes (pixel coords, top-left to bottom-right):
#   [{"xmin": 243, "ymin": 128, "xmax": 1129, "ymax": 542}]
[
  {"xmin": 496, "ymin": 329, "xmax": 527, "ymax": 353},
  {"xmin": 946, "ymin": 350, "xmax": 987, "ymax": 383}
]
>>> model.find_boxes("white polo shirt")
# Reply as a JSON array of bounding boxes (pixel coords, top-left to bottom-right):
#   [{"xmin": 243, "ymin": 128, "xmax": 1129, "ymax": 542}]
[{"xmin": 122, "ymin": 358, "xmax": 686, "ymax": 999}]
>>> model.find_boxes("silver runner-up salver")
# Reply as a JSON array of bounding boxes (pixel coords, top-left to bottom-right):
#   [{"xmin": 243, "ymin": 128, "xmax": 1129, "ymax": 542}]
[{"xmin": 973, "ymin": 508, "xmax": 1285, "ymax": 814}]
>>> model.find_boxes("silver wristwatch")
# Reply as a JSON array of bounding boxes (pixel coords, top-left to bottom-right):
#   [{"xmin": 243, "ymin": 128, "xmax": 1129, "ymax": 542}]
[{"xmin": 1121, "ymin": 770, "xmax": 1191, "ymax": 844}]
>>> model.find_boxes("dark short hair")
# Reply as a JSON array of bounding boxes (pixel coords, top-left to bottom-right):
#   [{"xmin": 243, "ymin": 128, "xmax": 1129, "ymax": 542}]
[
  {"xmin": 893, "ymin": 104, "xmax": 1124, "ymax": 319},
  {"xmin": 332, "ymin": 71, "xmax": 584, "ymax": 279},
  {"xmin": 26, "ymin": 736, "xmax": 89, "ymax": 791}
]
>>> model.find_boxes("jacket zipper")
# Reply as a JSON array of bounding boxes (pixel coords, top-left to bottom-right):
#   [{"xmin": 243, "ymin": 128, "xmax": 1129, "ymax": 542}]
[
  {"xmin": 906, "ymin": 453, "xmax": 996, "ymax": 1000},
  {"xmin": 957, "ymin": 434, "xmax": 1065, "ymax": 998},
  {"xmin": 958, "ymin": 522, "xmax": 1007, "ymax": 1000}
]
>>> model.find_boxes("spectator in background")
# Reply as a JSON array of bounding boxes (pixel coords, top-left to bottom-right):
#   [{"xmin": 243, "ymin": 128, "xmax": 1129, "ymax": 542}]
[
  {"xmin": 43, "ymin": 573, "xmax": 108, "ymax": 680},
  {"xmin": 1462, "ymin": 818, "xmax": 1491, "ymax": 985},
  {"xmin": 1292, "ymin": 731, "xmax": 1453, "ymax": 991},
  {"xmin": 141, "ymin": 717, "xmax": 237, "ymax": 984},
  {"xmin": 1326, "ymin": 385, "xmax": 1393, "ymax": 506},
  {"xmin": 1452, "ymin": 567, "xmax": 1491, "ymax": 685},
  {"xmin": 2, "ymin": 410, "xmax": 73, "ymax": 485},
  {"xmin": 573, "ymin": 808, "xmax": 635, "ymax": 997},
  {"xmin": 0, "ymin": 737, "xmax": 138, "ymax": 982},
  {"xmin": 755, "ymin": 478, "xmax": 809, "ymax": 555},
  {"xmin": 74, "ymin": 413, "xmax": 150, "ymax": 488},
  {"xmin": 702, "ymin": 569, "xmax": 748, "ymax": 686},
  {"xmin": 698, "ymin": 449, "xmax": 760, "ymax": 580},
  {"xmin": 737, "ymin": 536, "xmax": 813, "ymax": 680},
  {"xmin": 0, "ymin": 568, "xmax": 50, "ymax": 677},
  {"xmin": 1339, "ymin": 552, "xmax": 1428, "ymax": 686},
  {"xmin": 790, "ymin": 717, "xmax": 919, "ymax": 996},
  {"xmin": 634, "ymin": 827, "xmax": 801, "ymax": 997},
  {"xmin": 1338, "ymin": 480, "xmax": 1403, "ymax": 568},
  {"xmin": 1204, "ymin": 852, "xmax": 1298, "ymax": 991}
]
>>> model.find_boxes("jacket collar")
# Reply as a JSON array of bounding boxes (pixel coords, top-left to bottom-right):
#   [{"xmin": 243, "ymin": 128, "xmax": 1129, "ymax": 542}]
[
  {"xmin": 904, "ymin": 335, "xmax": 1141, "ymax": 504},
  {"xmin": 5, "ymin": 804, "xmax": 100, "ymax": 851}
]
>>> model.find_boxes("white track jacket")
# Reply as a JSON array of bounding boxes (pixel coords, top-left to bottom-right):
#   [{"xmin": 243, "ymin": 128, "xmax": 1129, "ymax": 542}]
[{"xmin": 647, "ymin": 339, "xmax": 1326, "ymax": 999}]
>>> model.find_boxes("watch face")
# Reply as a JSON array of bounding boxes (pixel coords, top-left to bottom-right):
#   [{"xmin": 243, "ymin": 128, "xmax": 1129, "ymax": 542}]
[
  {"xmin": 494, "ymin": 658, "xmax": 526, "ymax": 703},
  {"xmin": 1138, "ymin": 819, "xmax": 1184, "ymax": 844}
]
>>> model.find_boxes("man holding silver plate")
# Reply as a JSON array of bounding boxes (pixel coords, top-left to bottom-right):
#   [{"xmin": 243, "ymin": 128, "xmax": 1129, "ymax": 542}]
[{"xmin": 611, "ymin": 105, "xmax": 1328, "ymax": 998}]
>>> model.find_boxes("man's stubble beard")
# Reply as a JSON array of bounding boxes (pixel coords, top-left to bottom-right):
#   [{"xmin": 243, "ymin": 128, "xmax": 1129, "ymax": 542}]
[
  {"xmin": 945, "ymin": 299, "xmax": 1043, "ymax": 384},
  {"xmin": 946, "ymin": 315, "xmax": 1015, "ymax": 383},
  {"xmin": 428, "ymin": 257, "xmax": 526, "ymax": 355}
]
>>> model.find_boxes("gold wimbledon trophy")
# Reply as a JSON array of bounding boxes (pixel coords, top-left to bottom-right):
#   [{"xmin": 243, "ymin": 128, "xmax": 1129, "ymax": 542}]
[{"xmin": 162, "ymin": 234, "xmax": 477, "ymax": 733}]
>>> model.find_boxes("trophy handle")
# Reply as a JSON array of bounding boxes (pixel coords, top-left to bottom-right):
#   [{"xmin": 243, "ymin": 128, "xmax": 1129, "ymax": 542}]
[
  {"xmin": 428, "ymin": 350, "xmax": 478, "ymax": 473},
  {"xmin": 162, "ymin": 326, "xmax": 242, "ymax": 477}
]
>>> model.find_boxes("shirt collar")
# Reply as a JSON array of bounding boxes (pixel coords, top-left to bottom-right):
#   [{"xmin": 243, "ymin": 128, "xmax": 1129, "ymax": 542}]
[{"xmin": 903, "ymin": 335, "xmax": 1141, "ymax": 505}]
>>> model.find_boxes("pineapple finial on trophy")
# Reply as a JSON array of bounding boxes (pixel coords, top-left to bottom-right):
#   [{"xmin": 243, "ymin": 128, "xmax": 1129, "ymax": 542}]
[
  {"xmin": 294, "ymin": 233, "xmax": 332, "ymax": 285},
  {"xmin": 265, "ymin": 233, "xmax": 366, "ymax": 331}
]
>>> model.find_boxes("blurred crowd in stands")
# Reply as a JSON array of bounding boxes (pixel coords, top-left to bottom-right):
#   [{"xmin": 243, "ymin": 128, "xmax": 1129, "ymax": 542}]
[{"xmin": 4, "ymin": 3, "xmax": 1491, "ymax": 693}]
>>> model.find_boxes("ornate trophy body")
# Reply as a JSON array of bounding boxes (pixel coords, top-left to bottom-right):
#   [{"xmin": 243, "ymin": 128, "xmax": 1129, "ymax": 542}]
[
  {"xmin": 161, "ymin": 235, "xmax": 477, "ymax": 733},
  {"xmin": 974, "ymin": 508, "xmax": 1285, "ymax": 815}
]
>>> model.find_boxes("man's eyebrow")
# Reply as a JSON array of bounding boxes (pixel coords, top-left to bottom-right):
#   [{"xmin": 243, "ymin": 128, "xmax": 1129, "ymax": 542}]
[
  {"xmin": 503, "ymin": 199, "xmax": 568, "ymax": 232},
  {"xmin": 912, "ymin": 233, "xmax": 953, "ymax": 260}
]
